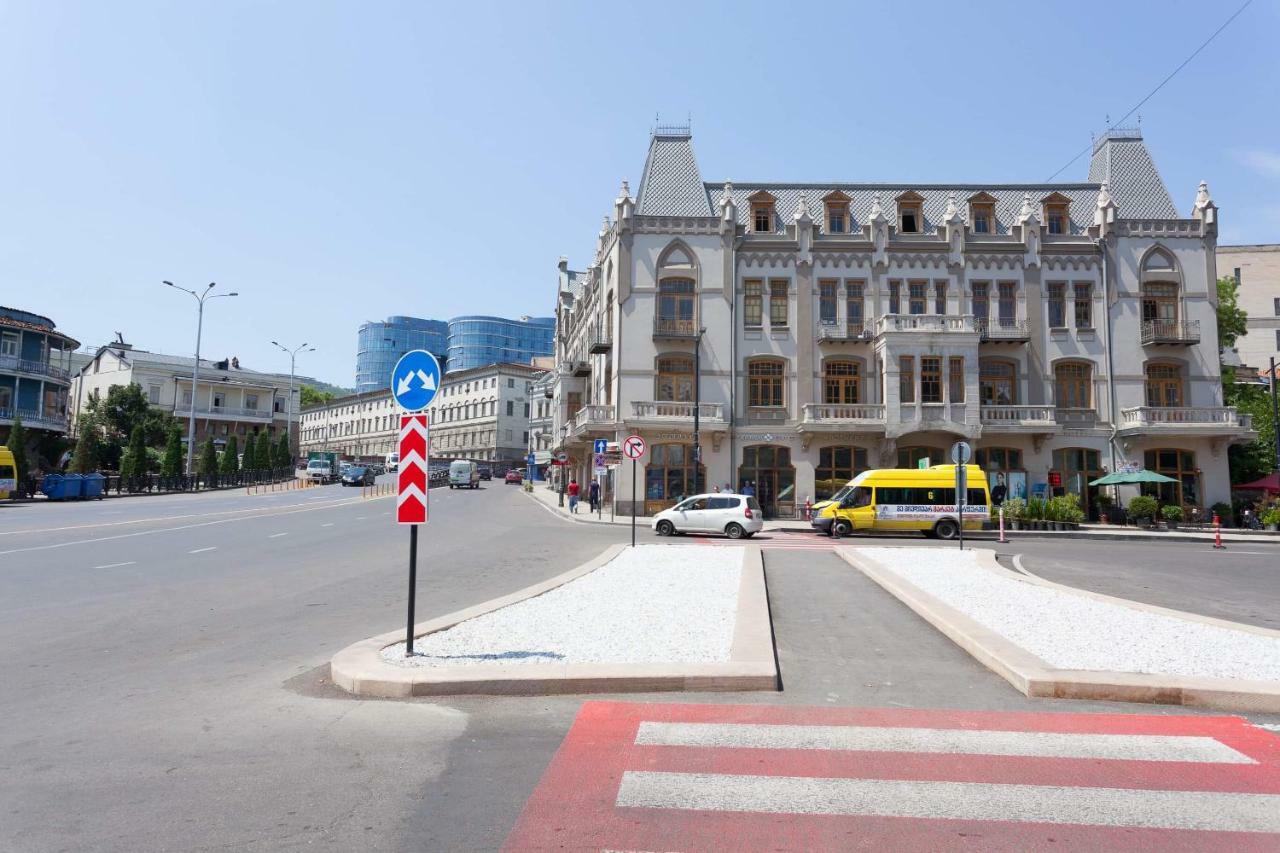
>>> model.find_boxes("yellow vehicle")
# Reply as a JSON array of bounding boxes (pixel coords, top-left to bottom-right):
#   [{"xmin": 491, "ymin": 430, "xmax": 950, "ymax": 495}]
[
  {"xmin": 0, "ymin": 447, "xmax": 16, "ymax": 500},
  {"xmin": 815, "ymin": 464, "xmax": 991, "ymax": 540}
]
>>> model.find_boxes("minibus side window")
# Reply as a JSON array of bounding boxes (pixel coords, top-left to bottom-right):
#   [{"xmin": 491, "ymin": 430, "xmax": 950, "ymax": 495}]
[{"xmin": 966, "ymin": 488, "xmax": 988, "ymax": 506}]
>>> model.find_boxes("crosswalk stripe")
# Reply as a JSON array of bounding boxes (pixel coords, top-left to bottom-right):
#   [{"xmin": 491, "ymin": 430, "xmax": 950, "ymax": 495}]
[
  {"xmin": 616, "ymin": 770, "xmax": 1280, "ymax": 832},
  {"xmin": 635, "ymin": 721, "xmax": 1256, "ymax": 764}
]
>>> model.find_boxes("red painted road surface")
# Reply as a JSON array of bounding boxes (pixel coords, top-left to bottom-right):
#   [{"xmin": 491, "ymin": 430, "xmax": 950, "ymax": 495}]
[{"xmin": 504, "ymin": 701, "xmax": 1280, "ymax": 852}]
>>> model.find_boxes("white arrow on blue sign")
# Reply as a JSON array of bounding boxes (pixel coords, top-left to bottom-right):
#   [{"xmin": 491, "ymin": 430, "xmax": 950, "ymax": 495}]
[
  {"xmin": 594, "ymin": 439, "xmax": 609, "ymax": 454},
  {"xmin": 390, "ymin": 349, "xmax": 443, "ymax": 412}
]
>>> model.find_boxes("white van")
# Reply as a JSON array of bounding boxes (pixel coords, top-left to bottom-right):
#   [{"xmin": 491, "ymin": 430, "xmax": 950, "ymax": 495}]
[
  {"xmin": 448, "ymin": 459, "xmax": 479, "ymax": 489},
  {"xmin": 385, "ymin": 452, "xmax": 399, "ymax": 473}
]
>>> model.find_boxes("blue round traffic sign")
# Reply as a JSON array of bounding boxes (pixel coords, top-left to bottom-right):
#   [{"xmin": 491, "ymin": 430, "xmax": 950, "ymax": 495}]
[{"xmin": 390, "ymin": 349, "xmax": 442, "ymax": 412}]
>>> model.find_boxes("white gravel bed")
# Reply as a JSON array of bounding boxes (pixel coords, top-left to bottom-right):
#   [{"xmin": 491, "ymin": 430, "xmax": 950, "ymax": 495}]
[
  {"xmin": 381, "ymin": 545, "xmax": 741, "ymax": 667},
  {"xmin": 861, "ymin": 548, "xmax": 1280, "ymax": 683}
]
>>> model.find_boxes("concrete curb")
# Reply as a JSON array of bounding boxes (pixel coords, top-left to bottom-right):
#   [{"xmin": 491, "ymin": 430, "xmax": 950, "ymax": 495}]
[
  {"xmin": 778, "ymin": 525, "xmax": 1280, "ymax": 545},
  {"xmin": 837, "ymin": 546, "xmax": 1280, "ymax": 714},
  {"xmin": 330, "ymin": 543, "xmax": 778, "ymax": 698}
]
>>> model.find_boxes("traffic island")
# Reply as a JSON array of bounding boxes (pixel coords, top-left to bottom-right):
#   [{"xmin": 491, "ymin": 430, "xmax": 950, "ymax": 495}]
[
  {"xmin": 331, "ymin": 543, "xmax": 777, "ymax": 697},
  {"xmin": 838, "ymin": 546, "xmax": 1280, "ymax": 713}
]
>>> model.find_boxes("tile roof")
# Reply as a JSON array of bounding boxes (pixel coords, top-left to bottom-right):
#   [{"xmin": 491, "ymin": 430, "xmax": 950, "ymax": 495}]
[
  {"xmin": 706, "ymin": 184, "xmax": 1098, "ymax": 236},
  {"xmin": 635, "ymin": 131, "xmax": 714, "ymax": 217},
  {"xmin": 1087, "ymin": 130, "xmax": 1178, "ymax": 219}
]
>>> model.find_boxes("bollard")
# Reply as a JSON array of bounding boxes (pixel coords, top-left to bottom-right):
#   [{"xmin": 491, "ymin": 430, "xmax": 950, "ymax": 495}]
[
  {"xmin": 1213, "ymin": 514, "xmax": 1226, "ymax": 550},
  {"xmin": 998, "ymin": 505, "xmax": 1007, "ymax": 544}
]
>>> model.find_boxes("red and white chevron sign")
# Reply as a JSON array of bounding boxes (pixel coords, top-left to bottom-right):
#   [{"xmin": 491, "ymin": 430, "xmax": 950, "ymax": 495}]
[{"xmin": 397, "ymin": 414, "xmax": 429, "ymax": 525}]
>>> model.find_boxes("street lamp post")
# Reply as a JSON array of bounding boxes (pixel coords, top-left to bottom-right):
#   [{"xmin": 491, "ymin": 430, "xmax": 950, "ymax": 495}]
[
  {"xmin": 164, "ymin": 281, "xmax": 238, "ymax": 478},
  {"xmin": 1271, "ymin": 356, "xmax": 1279, "ymax": 473},
  {"xmin": 271, "ymin": 341, "xmax": 315, "ymax": 465},
  {"xmin": 559, "ymin": 424, "xmax": 568, "ymax": 507},
  {"xmin": 692, "ymin": 327, "xmax": 706, "ymax": 492}
]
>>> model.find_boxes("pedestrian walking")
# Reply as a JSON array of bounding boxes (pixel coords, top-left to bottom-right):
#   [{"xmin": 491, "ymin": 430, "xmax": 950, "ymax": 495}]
[
  {"xmin": 588, "ymin": 479, "xmax": 601, "ymax": 513},
  {"xmin": 567, "ymin": 478, "xmax": 580, "ymax": 513}
]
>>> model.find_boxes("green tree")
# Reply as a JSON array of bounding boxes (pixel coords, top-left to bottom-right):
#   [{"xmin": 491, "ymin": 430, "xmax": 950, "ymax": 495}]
[
  {"xmin": 161, "ymin": 424, "xmax": 184, "ymax": 476},
  {"xmin": 300, "ymin": 385, "xmax": 335, "ymax": 408},
  {"xmin": 274, "ymin": 433, "xmax": 292, "ymax": 469},
  {"xmin": 4, "ymin": 413, "xmax": 29, "ymax": 488},
  {"xmin": 1225, "ymin": 378, "xmax": 1278, "ymax": 484},
  {"xmin": 220, "ymin": 435, "xmax": 240, "ymax": 475},
  {"xmin": 1217, "ymin": 275, "xmax": 1248, "ymax": 351},
  {"xmin": 242, "ymin": 433, "xmax": 257, "ymax": 472},
  {"xmin": 255, "ymin": 432, "xmax": 273, "ymax": 471},
  {"xmin": 70, "ymin": 413, "xmax": 102, "ymax": 474},
  {"xmin": 122, "ymin": 425, "xmax": 148, "ymax": 479},
  {"xmin": 198, "ymin": 438, "xmax": 218, "ymax": 480}
]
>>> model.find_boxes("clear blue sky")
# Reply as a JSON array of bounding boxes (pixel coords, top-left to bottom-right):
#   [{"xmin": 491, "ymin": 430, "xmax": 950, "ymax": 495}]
[{"xmin": 2, "ymin": 1, "xmax": 1276, "ymax": 387}]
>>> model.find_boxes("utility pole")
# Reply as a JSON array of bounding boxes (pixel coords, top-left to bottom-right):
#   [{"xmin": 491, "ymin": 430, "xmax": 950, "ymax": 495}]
[
  {"xmin": 692, "ymin": 327, "xmax": 706, "ymax": 492},
  {"xmin": 164, "ymin": 282, "xmax": 238, "ymax": 477},
  {"xmin": 1271, "ymin": 356, "xmax": 1279, "ymax": 473}
]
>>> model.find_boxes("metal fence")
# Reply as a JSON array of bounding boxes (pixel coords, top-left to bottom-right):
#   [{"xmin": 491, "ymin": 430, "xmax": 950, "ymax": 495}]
[{"xmin": 14, "ymin": 467, "xmax": 299, "ymax": 500}]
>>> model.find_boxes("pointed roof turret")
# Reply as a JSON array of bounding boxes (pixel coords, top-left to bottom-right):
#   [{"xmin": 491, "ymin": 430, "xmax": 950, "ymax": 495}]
[
  {"xmin": 634, "ymin": 126, "xmax": 713, "ymax": 217},
  {"xmin": 1087, "ymin": 127, "xmax": 1177, "ymax": 218}
]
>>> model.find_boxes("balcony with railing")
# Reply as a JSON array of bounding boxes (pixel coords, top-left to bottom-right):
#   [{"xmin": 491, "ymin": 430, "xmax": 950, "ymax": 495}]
[
  {"xmin": 0, "ymin": 406, "xmax": 69, "ymax": 431},
  {"xmin": 816, "ymin": 320, "xmax": 871, "ymax": 343},
  {"xmin": 980, "ymin": 404, "xmax": 1056, "ymax": 431},
  {"xmin": 174, "ymin": 403, "xmax": 274, "ymax": 422},
  {"xmin": 1119, "ymin": 406, "xmax": 1252, "ymax": 436},
  {"xmin": 630, "ymin": 400, "xmax": 727, "ymax": 427},
  {"xmin": 1141, "ymin": 319, "xmax": 1200, "ymax": 346},
  {"xmin": 588, "ymin": 327, "xmax": 612, "ymax": 354},
  {"xmin": 800, "ymin": 403, "xmax": 886, "ymax": 431},
  {"xmin": 652, "ymin": 316, "xmax": 699, "ymax": 339},
  {"xmin": 977, "ymin": 318, "xmax": 1030, "ymax": 343},
  {"xmin": 568, "ymin": 404, "xmax": 616, "ymax": 437},
  {"xmin": 888, "ymin": 402, "xmax": 979, "ymax": 439},
  {"xmin": 1054, "ymin": 407, "xmax": 1099, "ymax": 427},
  {"xmin": 0, "ymin": 354, "xmax": 72, "ymax": 382},
  {"xmin": 876, "ymin": 314, "xmax": 976, "ymax": 335}
]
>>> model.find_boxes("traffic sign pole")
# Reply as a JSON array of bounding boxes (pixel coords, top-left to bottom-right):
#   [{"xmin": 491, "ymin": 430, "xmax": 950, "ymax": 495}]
[
  {"xmin": 621, "ymin": 435, "xmax": 647, "ymax": 548},
  {"xmin": 631, "ymin": 458, "xmax": 636, "ymax": 547},
  {"xmin": 406, "ymin": 525, "xmax": 418, "ymax": 655},
  {"xmin": 951, "ymin": 441, "xmax": 972, "ymax": 551}
]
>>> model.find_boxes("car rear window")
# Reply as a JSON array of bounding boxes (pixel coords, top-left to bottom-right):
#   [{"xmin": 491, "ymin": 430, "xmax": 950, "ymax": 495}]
[{"xmin": 747, "ymin": 497, "xmax": 761, "ymax": 511}]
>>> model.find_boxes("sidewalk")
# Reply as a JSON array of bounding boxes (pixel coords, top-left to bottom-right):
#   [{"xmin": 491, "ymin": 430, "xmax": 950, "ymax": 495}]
[{"xmin": 523, "ymin": 484, "xmax": 1280, "ymax": 544}]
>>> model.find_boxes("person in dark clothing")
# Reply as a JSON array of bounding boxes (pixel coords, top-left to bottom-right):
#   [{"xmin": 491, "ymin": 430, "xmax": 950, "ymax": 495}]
[{"xmin": 588, "ymin": 479, "xmax": 601, "ymax": 512}]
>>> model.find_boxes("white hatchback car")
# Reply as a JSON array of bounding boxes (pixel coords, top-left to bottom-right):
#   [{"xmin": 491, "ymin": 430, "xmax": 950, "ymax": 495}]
[{"xmin": 651, "ymin": 493, "xmax": 764, "ymax": 539}]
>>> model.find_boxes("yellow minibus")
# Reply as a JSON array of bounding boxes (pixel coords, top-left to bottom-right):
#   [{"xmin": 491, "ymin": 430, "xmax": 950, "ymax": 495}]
[
  {"xmin": 0, "ymin": 447, "xmax": 16, "ymax": 500},
  {"xmin": 814, "ymin": 464, "xmax": 991, "ymax": 540}
]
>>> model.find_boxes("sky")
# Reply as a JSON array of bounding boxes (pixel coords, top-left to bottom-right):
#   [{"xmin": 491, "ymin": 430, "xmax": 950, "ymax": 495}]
[{"xmin": 2, "ymin": 1, "xmax": 1277, "ymax": 387}]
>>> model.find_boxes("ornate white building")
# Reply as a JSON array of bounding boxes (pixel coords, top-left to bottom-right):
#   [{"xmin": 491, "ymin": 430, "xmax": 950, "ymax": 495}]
[{"xmin": 553, "ymin": 126, "xmax": 1253, "ymax": 518}]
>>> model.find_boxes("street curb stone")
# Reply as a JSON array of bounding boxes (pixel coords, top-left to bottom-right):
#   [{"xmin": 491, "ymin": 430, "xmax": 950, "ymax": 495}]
[{"xmin": 330, "ymin": 543, "xmax": 778, "ymax": 697}]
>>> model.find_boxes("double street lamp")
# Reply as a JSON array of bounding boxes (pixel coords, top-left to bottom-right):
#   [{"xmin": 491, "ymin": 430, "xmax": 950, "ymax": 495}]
[
  {"xmin": 164, "ymin": 281, "xmax": 237, "ymax": 477},
  {"xmin": 271, "ymin": 341, "xmax": 315, "ymax": 464}
]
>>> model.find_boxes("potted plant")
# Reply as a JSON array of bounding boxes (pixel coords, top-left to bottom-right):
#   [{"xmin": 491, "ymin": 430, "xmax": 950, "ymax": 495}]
[
  {"xmin": 1161, "ymin": 503, "xmax": 1184, "ymax": 530},
  {"xmin": 1263, "ymin": 507, "xmax": 1280, "ymax": 532},
  {"xmin": 1045, "ymin": 498, "xmax": 1061, "ymax": 531},
  {"xmin": 1026, "ymin": 496, "xmax": 1045, "ymax": 530},
  {"xmin": 1002, "ymin": 497, "xmax": 1026, "ymax": 531},
  {"xmin": 1094, "ymin": 491, "xmax": 1113, "ymax": 524},
  {"xmin": 1128, "ymin": 495, "xmax": 1159, "ymax": 528}
]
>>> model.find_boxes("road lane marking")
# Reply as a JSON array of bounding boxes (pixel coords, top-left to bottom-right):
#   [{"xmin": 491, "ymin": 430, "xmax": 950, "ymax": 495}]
[
  {"xmin": 188, "ymin": 547, "xmax": 217, "ymax": 554},
  {"xmin": 321, "ymin": 522, "xmax": 334, "ymax": 527},
  {"xmin": 93, "ymin": 561, "xmax": 136, "ymax": 569},
  {"xmin": 634, "ymin": 722, "xmax": 1255, "ymax": 764},
  {"xmin": 615, "ymin": 770, "xmax": 1280, "ymax": 832},
  {"xmin": 1205, "ymin": 550, "xmax": 1271, "ymax": 555},
  {"xmin": 269, "ymin": 532, "xmax": 289, "ymax": 538}
]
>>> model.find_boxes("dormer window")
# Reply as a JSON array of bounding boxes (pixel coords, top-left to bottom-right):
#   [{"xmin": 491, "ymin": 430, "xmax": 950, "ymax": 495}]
[
  {"xmin": 1042, "ymin": 193, "xmax": 1071, "ymax": 235},
  {"xmin": 895, "ymin": 191, "xmax": 924, "ymax": 234},
  {"xmin": 967, "ymin": 192, "xmax": 997, "ymax": 235},
  {"xmin": 748, "ymin": 191, "xmax": 777, "ymax": 233},
  {"xmin": 823, "ymin": 191, "xmax": 851, "ymax": 234}
]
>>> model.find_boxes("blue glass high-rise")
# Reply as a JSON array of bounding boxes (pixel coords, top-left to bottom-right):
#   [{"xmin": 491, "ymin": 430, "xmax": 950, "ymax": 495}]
[
  {"xmin": 355, "ymin": 316, "xmax": 448, "ymax": 393},
  {"xmin": 446, "ymin": 316, "xmax": 555, "ymax": 373}
]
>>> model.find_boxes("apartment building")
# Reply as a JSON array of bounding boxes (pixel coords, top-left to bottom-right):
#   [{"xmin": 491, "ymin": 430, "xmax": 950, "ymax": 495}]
[
  {"xmin": 72, "ymin": 341, "xmax": 297, "ymax": 450},
  {"xmin": 298, "ymin": 390, "xmax": 398, "ymax": 459},
  {"xmin": 1, "ymin": 306, "xmax": 79, "ymax": 441},
  {"xmin": 1217, "ymin": 244, "xmax": 1280, "ymax": 372},
  {"xmin": 552, "ymin": 126, "xmax": 1252, "ymax": 518}
]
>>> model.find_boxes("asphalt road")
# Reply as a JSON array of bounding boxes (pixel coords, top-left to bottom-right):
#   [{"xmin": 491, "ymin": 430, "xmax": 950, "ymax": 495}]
[{"xmin": 2, "ymin": 482, "xmax": 1277, "ymax": 851}]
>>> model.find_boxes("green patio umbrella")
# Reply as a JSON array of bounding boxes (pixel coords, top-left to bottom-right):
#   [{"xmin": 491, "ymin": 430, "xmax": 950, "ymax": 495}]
[{"xmin": 1088, "ymin": 469, "xmax": 1179, "ymax": 486}]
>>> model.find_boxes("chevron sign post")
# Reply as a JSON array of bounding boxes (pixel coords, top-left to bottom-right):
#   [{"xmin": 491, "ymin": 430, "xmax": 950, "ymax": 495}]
[{"xmin": 397, "ymin": 414, "xmax": 430, "ymax": 524}]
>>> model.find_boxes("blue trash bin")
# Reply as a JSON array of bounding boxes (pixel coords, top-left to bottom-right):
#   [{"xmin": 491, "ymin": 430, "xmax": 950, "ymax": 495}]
[
  {"xmin": 40, "ymin": 474, "xmax": 64, "ymax": 500},
  {"xmin": 82, "ymin": 472, "xmax": 106, "ymax": 500},
  {"xmin": 62, "ymin": 473, "xmax": 85, "ymax": 500}
]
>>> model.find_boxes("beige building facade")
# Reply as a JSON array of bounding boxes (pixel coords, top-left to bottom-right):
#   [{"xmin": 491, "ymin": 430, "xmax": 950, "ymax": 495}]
[
  {"xmin": 1217, "ymin": 244, "xmax": 1280, "ymax": 372},
  {"xmin": 553, "ymin": 126, "xmax": 1253, "ymax": 519}
]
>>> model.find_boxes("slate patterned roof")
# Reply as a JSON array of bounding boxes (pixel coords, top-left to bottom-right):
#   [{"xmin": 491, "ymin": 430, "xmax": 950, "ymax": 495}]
[
  {"xmin": 635, "ymin": 132, "xmax": 714, "ymax": 217},
  {"xmin": 704, "ymin": 184, "xmax": 1098, "ymax": 236},
  {"xmin": 1086, "ymin": 131, "xmax": 1178, "ymax": 219}
]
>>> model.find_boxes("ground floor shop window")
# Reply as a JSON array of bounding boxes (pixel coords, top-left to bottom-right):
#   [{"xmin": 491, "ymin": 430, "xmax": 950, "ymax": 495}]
[
  {"xmin": 815, "ymin": 445, "xmax": 869, "ymax": 500},
  {"xmin": 738, "ymin": 444, "xmax": 795, "ymax": 519},
  {"xmin": 976, "ymin": 447, "xmax": 1025, "ymax": 503},
  {"xmin": 897, "ymin": 446, "xmax": 943, "ymax": 469},
  {"xmin": 644, "ymin": 443, "xmax": 703, "ymax": 515},
  {"xmin": 1052, "ymin": 447, "xmax": 1103, "ymax": 519},
  {"xmin": 1144, "ymin": 448, "xmax": 1199, "ymax": 507}
]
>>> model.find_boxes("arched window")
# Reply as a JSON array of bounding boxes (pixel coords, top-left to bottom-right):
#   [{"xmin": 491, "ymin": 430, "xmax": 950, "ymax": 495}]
[
  {"xmin": 1052, "ymin": 447, "xmax": 1103, "ymax": 518},
  {"xmin": 815, "ymin": 446, "xmax": 869, "ymax": 500},
  {"xmin": 976, "ymin": 447, "xmax": 1025, "ymax": 501},
  {"xmin": 748, "ymin": 359, "xmax": 786, "ymax": 408},
  {"xmin": 1144, "ymin": 448, "xmax": 1199, "ymax": 507},
  {"xmin": 1141, "ymin": 247, "xmax": 1181, "ymax": 331},
  {"xmin": 739, "ymin": 445, "xmax": 795, "ymax": 518},
  {"xmin": 1054, "ymin": 361, "xmax": 1093, "ymax": 410},
  {"xmin": 823, "ymin": 360, "xmax": 861, "ymax": 404},
  {"xmin": 979, "ymin": 359, "xmax": 1017, "ymax": 405},
  {"xmin": 644, "ymin": 443, "xmax": 704, "ymax": 515},
  {"xmin": 1144, "ymin": 362, "xmax": 1184, "ymax": 407},
  {"xmin": 655, "ymin": 355, "xmax": 694, "ymax": 402}
]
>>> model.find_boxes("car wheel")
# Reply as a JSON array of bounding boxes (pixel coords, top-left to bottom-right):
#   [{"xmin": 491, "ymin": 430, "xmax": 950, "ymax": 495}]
[
  {"xmin": 656, "ymin": 520, "xmax": 674, "ymax": 536},
  {"xmin": 725, "ymin": 522, "xmax": 745, "ymax": 540},
  {"xmin": 832, "ymin": 519, "xmax": 852, "ymax": 538},
  {"xmin": 934, "ymin": 518, "xmax": 960, "ymax": 540}
]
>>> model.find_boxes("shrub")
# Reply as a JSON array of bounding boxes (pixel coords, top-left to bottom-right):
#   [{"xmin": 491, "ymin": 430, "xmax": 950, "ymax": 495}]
[
  {"xmin": 1026, "ymin": 496, "xmax": 1046, "ymax": 521},
  {"xmin": 242, "ymin": 434, "xmax": 257, "ymax": 471},
  {"xmin": 161, "ymin": 424, "xmax": 184, "ymax": 476},
  {"xmin": 1161, "ymin": 504, "xmax": 1184, "ymax": 523},
  {"xmin": 1263, "ymin": 507, "xmax": 1280, "ymax": 528},
  {"xmin": 220, "ymin": 436, "xmax": 240, "ymax": 475},
  {"xmin": 1128, "ymin": 495, "xmax": 1159, "ymax": 523},
  {"xmin": 1001, "ymin": 497, "xmax": 1026, "ymax": 520},
  {"xmin": 1210, "ymin": 501, "xmax": 1233, "ymax": 525}
]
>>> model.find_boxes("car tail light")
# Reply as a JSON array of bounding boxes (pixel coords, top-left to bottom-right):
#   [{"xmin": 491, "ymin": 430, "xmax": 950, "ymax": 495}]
[{"xmin": 744, "ymin": 505, "xmax": 753, "ymax": 519}]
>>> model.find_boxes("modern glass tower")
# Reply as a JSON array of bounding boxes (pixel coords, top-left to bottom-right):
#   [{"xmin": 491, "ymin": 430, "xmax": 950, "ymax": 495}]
[
  {"xmin": 355, "ymin": 316, "xmax": 448, "ymax": 393},
  {"xmin": 446, "ymin": 316, "xmax": 555, "ymax": 373}
]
